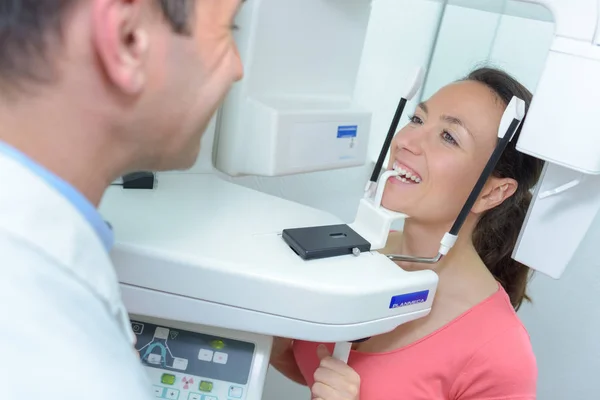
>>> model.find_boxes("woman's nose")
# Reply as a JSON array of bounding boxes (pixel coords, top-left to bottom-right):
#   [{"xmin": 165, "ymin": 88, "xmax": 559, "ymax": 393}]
[{"xmin": 393, "ymin": 128, "xmax": 424, "ymax": 155}]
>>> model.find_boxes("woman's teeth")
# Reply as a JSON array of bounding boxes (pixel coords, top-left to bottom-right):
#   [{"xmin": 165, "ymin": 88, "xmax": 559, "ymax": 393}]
[{"xmin": 392, "ymin": 162, "xmax": 421, "ymax": 183}]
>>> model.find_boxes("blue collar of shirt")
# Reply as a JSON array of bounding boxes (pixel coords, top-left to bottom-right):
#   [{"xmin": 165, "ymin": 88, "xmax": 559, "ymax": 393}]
[{"xmin": 0, "ymin": 140, "xmax": 114, "ymax": 252}]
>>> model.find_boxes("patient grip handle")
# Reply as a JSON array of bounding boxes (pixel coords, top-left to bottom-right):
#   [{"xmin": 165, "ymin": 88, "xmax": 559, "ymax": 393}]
[{"xmin": 332, "ymin": 341, "xmax": 353, "ymax": 363}]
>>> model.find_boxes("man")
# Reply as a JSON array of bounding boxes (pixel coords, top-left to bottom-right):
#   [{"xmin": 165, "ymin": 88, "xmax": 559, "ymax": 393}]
[{"xmin": 0, "ymin": 0, "xmax": 244, "ymax": 398}]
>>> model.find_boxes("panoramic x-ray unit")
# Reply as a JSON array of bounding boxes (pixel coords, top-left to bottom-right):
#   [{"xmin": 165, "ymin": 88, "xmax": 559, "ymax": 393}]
[{"xmin": 99, "ymin": 1, "xmax": 600, "ymax": 399}]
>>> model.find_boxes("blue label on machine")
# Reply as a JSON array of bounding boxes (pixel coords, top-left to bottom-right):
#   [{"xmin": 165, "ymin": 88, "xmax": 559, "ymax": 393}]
[
  {"xmin": 337, "ymin": 125, "xmax": 358, "ymax": 138},
  {"xmin": 389, "ymin": 290, "xmax": 429, "ymax": 309}
]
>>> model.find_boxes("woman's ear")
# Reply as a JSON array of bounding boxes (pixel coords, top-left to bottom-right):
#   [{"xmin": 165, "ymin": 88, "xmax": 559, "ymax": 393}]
[{"xmin": 472, "ymin": 177, "xmax": 518, "ymax": 214}]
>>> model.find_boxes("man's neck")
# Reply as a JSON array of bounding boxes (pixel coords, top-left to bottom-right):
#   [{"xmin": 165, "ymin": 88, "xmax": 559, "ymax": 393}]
[{"xmin": 0, "ymin": 96, "xmax": 127, "ymax": 207}]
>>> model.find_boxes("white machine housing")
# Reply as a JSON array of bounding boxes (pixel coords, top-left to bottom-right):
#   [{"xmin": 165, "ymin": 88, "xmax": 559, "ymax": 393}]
[
  {"xmin": 512, "ymin": 0, "xmax": 600, "ymax": 278},
  {"xmin": 104, "ymin": 175, "xmax": 437, "ymax": 342},
  {"xmin": 214, "ymin": 0, "xmax": 372, "ymax": 176},
  {"xmin": 101, "ymin": 174, "xmax": 438, "ymax": 400}
]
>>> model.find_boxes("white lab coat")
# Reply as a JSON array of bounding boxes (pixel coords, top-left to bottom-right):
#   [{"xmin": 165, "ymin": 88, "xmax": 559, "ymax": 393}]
[{"xmin": 0, "ymin": 153, "xmax": 153, "ymax": 399}]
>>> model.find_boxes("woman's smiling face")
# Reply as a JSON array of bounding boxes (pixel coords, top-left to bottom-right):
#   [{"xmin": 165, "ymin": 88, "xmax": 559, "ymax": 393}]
[{"xmin": 381, "ymin": 80, "xmax": 507, "ymax": 225}]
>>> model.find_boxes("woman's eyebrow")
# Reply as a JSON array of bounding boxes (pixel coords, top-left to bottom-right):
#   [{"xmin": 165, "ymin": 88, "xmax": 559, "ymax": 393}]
[
  {"xmin": 417, "ymin": 102, "xmax": 473, "ymax": 137},
  {"xmin": 441, "ymin": 115, "xmax": 473, "ymax": 137}
]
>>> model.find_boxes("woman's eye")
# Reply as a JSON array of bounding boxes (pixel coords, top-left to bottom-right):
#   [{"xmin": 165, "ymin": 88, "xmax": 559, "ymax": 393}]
[
  {"xmin": 408, "ymin": 115, "xmax": 423, "ymax": 124},
  {"xmin": 441, "ymin": 130, "xmax": 458, "ymax": 146}
]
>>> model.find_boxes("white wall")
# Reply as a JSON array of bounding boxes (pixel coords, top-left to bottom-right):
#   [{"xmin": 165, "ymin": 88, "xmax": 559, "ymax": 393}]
[
  {"xmin": 487, "ymin": 13, "xmax": 554, "ymax": 91},
  {"xmin": 421, "ymin": 6, "xmax": 503, "ymax": 99},
  {"xmin": 422, "ymin": 3, "xmax": 555, "ymax": 98}
]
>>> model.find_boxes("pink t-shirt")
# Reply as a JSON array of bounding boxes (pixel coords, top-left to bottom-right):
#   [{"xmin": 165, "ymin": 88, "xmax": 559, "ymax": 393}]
[{"xmin": 293, "ymin": 285, "xmax": 537, "ymax": 399}]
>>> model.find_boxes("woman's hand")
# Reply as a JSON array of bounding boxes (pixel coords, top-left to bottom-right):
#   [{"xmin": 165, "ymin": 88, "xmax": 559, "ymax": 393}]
[
  {"xmin": 269, "ymin": 337, "xmax": 308, "ymax": 386},
  {"xmin": 271, "ymin": 337, "xmax": 294, "ymax": 359},
  {"xmin": 311, "ymin": 345, "xmax": 360, "ymax": 400}
]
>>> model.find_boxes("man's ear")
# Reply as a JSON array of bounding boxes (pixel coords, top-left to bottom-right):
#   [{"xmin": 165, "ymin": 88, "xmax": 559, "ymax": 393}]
[
  {"xmin": 92, "ymin": 0, "xmax": 149, "ymax": 95},
  {"xmin": 472, "ymin": 176, "xmax": 518, "ymax": 214}
]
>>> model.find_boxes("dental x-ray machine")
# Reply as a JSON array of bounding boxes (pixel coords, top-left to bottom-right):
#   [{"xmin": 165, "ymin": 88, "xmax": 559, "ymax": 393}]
[{"xmin": 99, "ymin": 1, "xmax": 600, "ymax": 399}]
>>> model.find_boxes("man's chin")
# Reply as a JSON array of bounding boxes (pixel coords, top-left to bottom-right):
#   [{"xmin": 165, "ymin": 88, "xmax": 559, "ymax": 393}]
[
  {"xmin": 173, "ymin": 149, "xmax": 201, "ymax": 171},
  {"xmin": 152, "ymin": 145, "xmax": 201, "ymax": 172}
]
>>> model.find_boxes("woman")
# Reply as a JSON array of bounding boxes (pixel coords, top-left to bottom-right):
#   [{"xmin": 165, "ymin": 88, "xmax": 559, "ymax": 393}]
[{"xmin": 270, "ymin": 67, "xmax": 543, "ymax": 400}]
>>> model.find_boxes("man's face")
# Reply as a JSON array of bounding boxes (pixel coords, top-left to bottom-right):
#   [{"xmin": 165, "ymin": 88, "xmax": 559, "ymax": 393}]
[{"xmin": 136, "ymin": 0, "xmax": 244, "ymax": 171}]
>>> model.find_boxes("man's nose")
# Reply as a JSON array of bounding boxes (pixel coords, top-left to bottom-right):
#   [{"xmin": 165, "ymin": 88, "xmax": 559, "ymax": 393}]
[{"xmin": 232, "ymin": 47, "xmax": 244, "ymax": 82}]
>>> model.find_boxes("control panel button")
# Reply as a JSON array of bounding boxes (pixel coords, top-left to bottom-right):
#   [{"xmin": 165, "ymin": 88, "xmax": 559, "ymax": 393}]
[
  {"xmin": 198, "ymin": 381, "xmax": 213, "ymax": 392},
  {"xmin": 165, "ymin": 388, "xmax": 180, "ymax": 400},
  {"xmin": 131, "ymin": 322, "xmax": 145, "ymax": 335},
  {"xmin": 153, "ymin": 386, "xmax": 164, "ymax": 398},
  {"xmin": 148, "ymin": 354, "xmax": 162, "ymax": 365},
  {"xmin": 187, "ymin": 394, "xmax": 201, "ymax": 400},
  {"xmin": 198, "ymin": 349, "xmax": 213, "ymax": 361},
  {"xmin": 203, "ymin": 396, "xmax": 218, "ymax": 400},
  {"xmin": 228, "ymin": 386, "xmax": 243, "ymax": 398},
  {"xmin": 161, "ymin": 374, "xmax": 176, "ymax": 385},
  {"xmin": 172, "ymin": 357, "xmax": 189, "ymax": 371},
  {"xmin": 182, "ymin": 377, "xmax": 194, "ymax": 390},
  {"xmin": 210, "ymin": 339, "xmax": 225, "ymax": 350},
  {"xmin": 154, "ymin": 327, "xmax": 170, "ymax": 340},
  {"xmin": 213, "ymin": 352, "xmax": 228, "ymax": 365}
]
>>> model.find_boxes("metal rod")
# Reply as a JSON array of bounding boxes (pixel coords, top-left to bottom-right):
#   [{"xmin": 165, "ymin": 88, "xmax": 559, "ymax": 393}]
[
  {"xmin": 387, "ymin": 253, "xmax": 443, "ymax": 264},
  {"xmin": 449, "ymin": 118, "xmax": 520, "ymax": 236},
  {"xmin": 369, "ymin": 97, "xmax": 408, "ymax": 184}
]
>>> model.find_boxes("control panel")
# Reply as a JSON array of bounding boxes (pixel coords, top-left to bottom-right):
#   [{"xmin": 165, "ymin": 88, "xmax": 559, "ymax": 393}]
[{"xmin": 130, "ymin": 317, "xmax": 272, "ymax": 400}]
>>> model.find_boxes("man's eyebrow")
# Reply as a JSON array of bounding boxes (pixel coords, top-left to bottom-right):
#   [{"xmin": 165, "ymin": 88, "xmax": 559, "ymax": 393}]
[{"xmin": 417, "ymin": 102, "xmax": 428, "ymax": 113}]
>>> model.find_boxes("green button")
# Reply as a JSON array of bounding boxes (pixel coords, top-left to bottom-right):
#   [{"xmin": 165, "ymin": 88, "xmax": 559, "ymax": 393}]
[
  {"xmin": 199, "ymin": 381, "xmax": 213, "ymax": 392},
  {"xmin": 161, "ymin": 373, "xmax": 176, "ymax": 385},
  {"xmin": 210, "ymin": 340, "xmax": 225, "ymax": 350}
]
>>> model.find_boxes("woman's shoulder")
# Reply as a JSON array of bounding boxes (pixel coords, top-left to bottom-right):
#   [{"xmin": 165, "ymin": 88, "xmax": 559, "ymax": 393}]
[
  {"xmin": 448, "ymin": 323, "xmax": 537, "ymax": 399},
  {"xmin": 446, "ymin": 286, "xmax": 533, "ymax": 347},
  {"xmin": 447, "ymin": 288, "xmax": 537, "ymax": 398}
]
